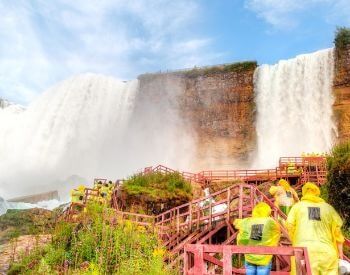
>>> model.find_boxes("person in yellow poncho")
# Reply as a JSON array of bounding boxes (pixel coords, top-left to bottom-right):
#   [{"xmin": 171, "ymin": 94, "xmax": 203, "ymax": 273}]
[
  {"xmin": 99, "ymin": 182, "xmax": 111, "ymax": 204},
  {"xmin": 234, "ymin": 202, "xmax": 281, "ymax": 274},
  {"xmin": 269, "ymin": 179, "xmax": 299, "ymax": 216},
  {"xmin": 286, "ymin": 182, "xmax": 344, "ymax": 275},
  {"xmin": 70, "ymin": 185, "xmax": 85, "ymax": 204}
]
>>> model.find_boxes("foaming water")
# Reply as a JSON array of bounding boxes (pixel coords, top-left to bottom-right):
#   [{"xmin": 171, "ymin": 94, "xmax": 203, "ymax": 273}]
[
  {"xmin": 254, "ymin": 49, "xmax": 336, "ymax": 167},
  {"xmin": 0, "ymin": 73, "xmax": 196, "ymax": 198}
]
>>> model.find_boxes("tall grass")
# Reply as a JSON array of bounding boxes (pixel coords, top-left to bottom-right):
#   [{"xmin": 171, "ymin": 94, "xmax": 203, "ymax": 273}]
[{"xmin": 123, "ymin": 172, "xmax": 193, "ymax": 201}]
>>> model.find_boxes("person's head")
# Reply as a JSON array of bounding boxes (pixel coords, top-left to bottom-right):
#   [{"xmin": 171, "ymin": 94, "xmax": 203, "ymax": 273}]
[
  {"xmin": 278, "ymin": 179, "xmax": 290, "ymax": 190},
  {"xmin": 252, "ymin": 202, "xmax": 271, "ymax": 218},
  {"xmin": 97, "ymin": 181, "xmax": 102, "ymax": 186},
  {"xmin": 302, "ymin": 182, "xmax": 320, "ymax": 197},
  {"xmin": 108, "ymin": 181, "xmax": 112, "ymax": 184}
]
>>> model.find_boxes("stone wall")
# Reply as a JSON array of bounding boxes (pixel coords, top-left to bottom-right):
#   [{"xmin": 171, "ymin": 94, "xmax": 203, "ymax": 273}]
[
  {"xmin": 334, "ymin": 44, "xmax": 350, "ymax": 143},
  {"xmin": 138, "ymin": 62, "xmax": 257, "ymax": 169}
]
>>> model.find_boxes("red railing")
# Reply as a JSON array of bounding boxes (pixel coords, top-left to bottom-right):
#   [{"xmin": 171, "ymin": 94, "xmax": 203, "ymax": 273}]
[
  {"xmin": 184, "ymin": 244, "xmax": 312, "ymax": 275},
  {"xmin": 139, "ymin": 157, "xmax": 327, "ymax": 186},
  {"xmin": 279, "ymin": 156, "xmax": 326, "ymax": 167},
  {"xmin": 154, "ymin": 183, "xmax": 289, "ymax": 246}
]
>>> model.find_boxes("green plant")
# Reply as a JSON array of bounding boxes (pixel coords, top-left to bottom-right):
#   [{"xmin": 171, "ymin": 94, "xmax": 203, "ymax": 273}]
[
  {"xmin": 8, "ymin": 202, "xmax": 170, "ymax": 275},
  {"xmin": 123, "ymin": 171, "xmax": 193, "ymax": 201},
  {"xmin": 327, "ymin": 141, "xmax": 350, "ymax": 227},
  {"xmin": 182, "ymin": 61, "xmax": 257, "ymax": 78},
  {"xmin": 334, "ymin": 26, "xmax": 350, "ymax": 51}
]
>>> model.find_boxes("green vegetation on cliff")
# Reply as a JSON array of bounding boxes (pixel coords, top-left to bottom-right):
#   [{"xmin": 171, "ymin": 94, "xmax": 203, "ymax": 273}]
[
  {"xmin": 327, "ymin": 141, "xmax": 350, "ymax": 227},
  {"xmin": 123, "ymin": 172, "xmax": 192, "ymax": 200},
  {"xmin": 138, "ymin": 60, "xmax": 257, "ymax": 80},
  {"xmin": 181, "ymin": 61, "xmax": 257, "ymax": 78},
  {"xmin": 8, "ymin": 203, "xmax": 169, "ymax": 275},
  {"xmin": 121, "ymin": 172, "xmax": 193, "ymax": 214},
  {"xmin": 334, "ymin": 27, "xmax": 350, "ymax": 51}
]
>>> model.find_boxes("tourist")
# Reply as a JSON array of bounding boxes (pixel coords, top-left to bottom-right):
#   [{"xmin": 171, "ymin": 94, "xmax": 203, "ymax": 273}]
[
  {"xmin": 234, "ymin": 202, "xmax": 281, "ymax": 275},
  {"xmin": 70, "ymin": 185, "xmax": 85, "ymax": 204},
  {"xmin": 286, "ymin": 182, "xmax": 344, "ymax": 275},
  {"xmin": 269, "ymin": 179, "xmax": 299, "ymax": 216}
]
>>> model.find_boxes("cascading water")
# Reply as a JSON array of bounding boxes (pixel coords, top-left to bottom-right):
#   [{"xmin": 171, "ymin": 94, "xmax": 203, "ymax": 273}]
[
  {"xmin": 0, "ymin": 74, "xmax": 137, "ymax": 198},
  {"xmin": 0, "ymin": 73, "xmax": 196, "ymax": 199},
  {"xmin": 254, "ymin": 49, "xmax": 336, "ymax": 167}
]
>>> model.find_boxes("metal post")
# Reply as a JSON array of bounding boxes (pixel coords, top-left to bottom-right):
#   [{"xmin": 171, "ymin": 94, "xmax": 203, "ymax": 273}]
[
  {"xmin": 239, "ymin": 184, "xmax": 243, "ymax": 219},
  {"xmin": 223, "ymin": 246, "xmax": 233, "ymax": 275},
  {"xmin": 189, "ymin": 202, "xmax": 192, "ymax": 232}
]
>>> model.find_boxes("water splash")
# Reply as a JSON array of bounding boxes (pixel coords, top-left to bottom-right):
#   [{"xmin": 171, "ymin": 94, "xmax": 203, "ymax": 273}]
[
  {"xmin": 254, "ymin": 49, "xmax": 336, "ymax": 167},
  {"xmin": 0, "ymin": 73, "xmax": 196, "ymax": 198}
]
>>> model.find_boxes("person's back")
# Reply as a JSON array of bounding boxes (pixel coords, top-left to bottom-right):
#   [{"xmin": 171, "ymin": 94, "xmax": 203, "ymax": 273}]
[
  {"xmin": 269, "ymin": 179, "xmax": 299, "ymax": 215},
  {"xmin": 286, "ymin": 182, "xmax": 344, "ymax": 275},
  {"xmin": 234, "ymin": 202, "xmax": 281, "ymax": 274}
]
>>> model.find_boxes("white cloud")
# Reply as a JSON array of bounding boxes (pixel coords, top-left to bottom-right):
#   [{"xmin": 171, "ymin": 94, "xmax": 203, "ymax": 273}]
[
  {"xmin": 245, "ymin": 0, "xmax": 350, "ymax": 29},
  {"xmin": 0, "ymin": 0, "xmax": 218, "ymax": 104}
]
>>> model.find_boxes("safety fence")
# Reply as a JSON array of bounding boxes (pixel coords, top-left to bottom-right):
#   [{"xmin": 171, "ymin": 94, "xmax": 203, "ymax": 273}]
[
  {"xmin": 184, "ymin": 244, "xmax": 312, "ymax": 275},
  {"xmin": 153, "ymin": 183, "xmax": 288, "ymax": 247},
  {"xmin": 140, "ymin": 156, "xmax": 327, "ymax": 186}
]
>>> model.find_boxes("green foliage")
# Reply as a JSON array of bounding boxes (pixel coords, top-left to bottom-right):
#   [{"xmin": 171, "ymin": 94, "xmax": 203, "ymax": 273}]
[
  {"xmin": 319, "ymin": 183, "xmax": 329, "ymax": 202},
  {"xmin": 0, "ymin": 208, "xmax": 53, "ymax": 244},
  {"xmin": 334, "ymin": 27, "xmax": 350, "ymax": 51},
  {"xmin": 138, "ymin": 61, "xmax": 257, "ymax": 80},
  {"xmin": 327, "ymin": 141, "xmax": 350, "ymax": 227},
  {"xmin": 182, "ymin": 61, "xmax": 257, "ymax": 78},
  {"xmin": 8, "ymin": 202, "xmax": 170, "ymax": 275},
  {"xmin": 123, "ymin": 171, "xmax": 193, "ymax": 201}
]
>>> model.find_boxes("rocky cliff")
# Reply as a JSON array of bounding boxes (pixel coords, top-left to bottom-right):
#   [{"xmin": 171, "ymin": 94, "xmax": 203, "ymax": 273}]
[
  {"xmin": 138, "ymin": 62, "xmax": 257, "ymax": 169},
  {"xmin": 334, "ymin": 42, "xmax": 350, "ymax": 143}
]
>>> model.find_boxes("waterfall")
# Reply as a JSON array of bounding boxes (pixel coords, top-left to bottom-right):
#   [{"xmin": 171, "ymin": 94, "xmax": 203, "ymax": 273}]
[
  {"xmin": 0, "ymin": 73, "xmax": 196, "ymax": 199},
  {"xmin": 254, "ymin": 49, "xmax": 336, "ymax": 167},
  {"xmin": 0, "ymin": 74, "xmax": 139, "ymax": 198}
]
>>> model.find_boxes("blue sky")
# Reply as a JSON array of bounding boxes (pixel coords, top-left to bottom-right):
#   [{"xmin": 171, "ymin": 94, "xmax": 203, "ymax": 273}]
[{"xmin": 1, "ymin": 0, "xmax": 349, "ymax": 105}]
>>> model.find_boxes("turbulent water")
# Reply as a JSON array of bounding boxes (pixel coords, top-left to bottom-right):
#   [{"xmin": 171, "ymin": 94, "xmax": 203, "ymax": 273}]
[
  {"xmin": 0, "ymin": 74, "xmax": 195, "ymax": 199},
  {"xmin": 254, "ymin": 49, "xmax": 336, "ymax": 167}
]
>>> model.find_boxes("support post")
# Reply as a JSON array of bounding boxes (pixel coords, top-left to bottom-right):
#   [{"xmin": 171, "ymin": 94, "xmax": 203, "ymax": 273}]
[{"xmin": 223, "ymin": 246, "xmax": 233, "ymax": 275}]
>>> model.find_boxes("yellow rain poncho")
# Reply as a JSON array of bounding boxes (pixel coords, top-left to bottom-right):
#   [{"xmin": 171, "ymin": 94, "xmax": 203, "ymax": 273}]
[
  {"xmin": 70, "ymin": 185, "xmax": 85, "ymax": 203},
  {"xmin": 286, "ymin": 182, "xmax": 344, "ymax": 275},
  {"xmin": 269, "ymin": 179, "xmax": 299, "ymax": 215},
  {"xmin": 93, "ymin": 180, "xmax": 103, "ymax": 190},
  {"xmin": 234, "ymin": 202, "xmax": 281, "ymax": 266},
  {"xmin": 99, "ymin": 184, "xmax": 111, "ymax": 203}
]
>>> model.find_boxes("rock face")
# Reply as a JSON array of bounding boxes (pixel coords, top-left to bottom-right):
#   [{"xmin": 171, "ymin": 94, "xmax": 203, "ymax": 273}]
[
  {"xmin": 8, "ymin": 190, "xmax": 59, "ymax": 204},
  {"xmin": 334, "ymin": 44, "xmax": 350, "ymax": 142},
  {"xmin": 138, "ymin": 62, "xmax": 257, "ymax": 169}
]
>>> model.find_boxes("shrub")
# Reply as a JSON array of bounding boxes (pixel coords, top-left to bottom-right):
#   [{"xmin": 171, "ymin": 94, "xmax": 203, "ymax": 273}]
[
  {"xmin": 121, "ymin": 172, "xmax": 193, "ymax": 214},
  {"xmin": 334, "ymin": 26, "xmax": 350, "ymax": 51},
  {"xmin": 334, "ymin": 27, "xmax": 350, "ymax": 50},
  {"xmin": 327, "ymin": 141, "xmax": 350, "ymax": 227},
  {"xmin": 8, "ymin": 202, "xmax": 170, "ymax": 274}
]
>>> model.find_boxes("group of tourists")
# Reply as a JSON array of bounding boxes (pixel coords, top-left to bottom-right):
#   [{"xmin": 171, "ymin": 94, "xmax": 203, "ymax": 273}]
[
  {"xmin": 70, "ymin": 180, "xmax": 115, "ymax": 205},
  {"xmin": 235, "ymin": 179, "xmax": 345, "ymax": 275}
]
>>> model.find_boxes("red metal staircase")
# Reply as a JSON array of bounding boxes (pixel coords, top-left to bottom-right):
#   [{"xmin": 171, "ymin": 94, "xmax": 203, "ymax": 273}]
[{"xmin": 62, "ymin": 156, "xmax": 338, "ymax": 274}]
